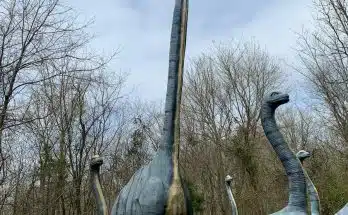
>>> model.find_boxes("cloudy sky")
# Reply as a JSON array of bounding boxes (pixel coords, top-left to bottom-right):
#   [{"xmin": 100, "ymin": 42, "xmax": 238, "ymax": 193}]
[{"xmin": 66, "ymin": 0, "xmax": 315, "ymax": 102}]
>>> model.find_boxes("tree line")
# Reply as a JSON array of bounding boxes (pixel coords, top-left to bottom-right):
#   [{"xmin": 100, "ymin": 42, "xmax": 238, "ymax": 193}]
[{"xmin": 0, "ymin": 0, "xmax": 347, "ymax": 214}]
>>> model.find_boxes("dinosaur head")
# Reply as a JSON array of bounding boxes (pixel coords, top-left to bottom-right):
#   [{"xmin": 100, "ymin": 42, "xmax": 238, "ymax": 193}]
[
  {"xmin": 225, "ymin": 175, "xmax": 233, "ymax": 186},
  {"xmin": 90, "ymin": 154, "xmax": 103, "ymax": 171},
  {"xmin": 296, "ymin": 150, "xmax": 311, "ymax": 162},
  {"xmin": 263, "ymin": 91, "xmax": 289, "ymax": 109}
]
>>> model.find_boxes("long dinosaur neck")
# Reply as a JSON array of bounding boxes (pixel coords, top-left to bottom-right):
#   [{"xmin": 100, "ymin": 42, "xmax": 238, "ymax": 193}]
[
  {"xmin": 160, "ymin": 0, "xmax": 188, "ymax": 164},
  {"xmin": 163, "ymin": 1, "xmax": 190, "ymax": 214},
  {"xmin": 304, "ymin": 169, "xmax": 320, "ymax": 215},
  {"xmin": 91, "ymin": 169, "xmax": 108, "ymax": 215},
  {"xmin": 225, "ymin": 184, "xmax": 238, "ymax": 215},
  {"xmin": 261, "ymin": 105, "xmax": 307, "ymax": 210},
  {"xmin": 300, "ymin": 160, "xmax": 320, "ymax": 215}
]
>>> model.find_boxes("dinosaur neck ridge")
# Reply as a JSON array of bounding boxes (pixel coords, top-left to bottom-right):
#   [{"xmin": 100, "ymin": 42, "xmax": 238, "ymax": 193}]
[
  {"xmin": 261, "ymin": 105, "xmax": 307, "ymax": 210},
  {"xmin": 225, "ymin": 183, "xmax": 238, "ymax": 215},
  {"xmin": 90, "ymin": 168, "xmax": 108, "ymax": 215},
  {"xmin": 300, "ymin": 160, "xmax": 320, "ymax": 215},
  {"xmin": 305, "ymin": 170, "xmax": 320, "ymax": 215},
  {"xmin": 159, "ymin": 0, "xmax": 188, "ymax": 164},
  {"xmin": 108, "ymin": 1, "xmax": 191, "ymax": 214},
  {"xmin": 163, "ymin": 0, "xmax": 190, "ymax": 214}
]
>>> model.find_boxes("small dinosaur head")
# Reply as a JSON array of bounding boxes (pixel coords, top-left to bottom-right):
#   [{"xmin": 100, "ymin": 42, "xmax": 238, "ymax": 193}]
[
  {"xmin": 296, "ymin": 150, "xmax": 311, "ymax": 162},
  {"xmin": 90, "ymin": 154, "xmax": 103, "ymax": 170},
  {"xmin": 225, "ymin": 175, "xmax": 232, "ymax": 186},
  {"xmin": 264, "ymin": 91, "xmax": 289, "ymax": 108}
]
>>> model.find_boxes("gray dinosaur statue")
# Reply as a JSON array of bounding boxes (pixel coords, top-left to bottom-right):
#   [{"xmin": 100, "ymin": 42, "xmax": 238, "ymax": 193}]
[
  {"xmin": 296, "ymin": 150, "xmax": 320, "ymax": 215},
  {"xmin": 261, "ymin": 92, "xmax": 308, "ymax": 215},
  {"xmin": 225, "ymin": 175, "xmax": 238, "ymax": 215},
  {"xmin": 90, "ymin": 155, "xmax": 108, "ymax": 215},
  {"xmin": 335, "ymin": 203, "xmax": 348, "ymax": 215},
  {"xmin": 111, "ymin": 0, "xmax": 192, "ymax": 214}
]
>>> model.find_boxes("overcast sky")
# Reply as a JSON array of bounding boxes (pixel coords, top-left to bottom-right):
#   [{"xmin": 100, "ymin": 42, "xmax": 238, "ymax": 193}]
[{"xmin": 66, "ymin": 0, "xmax": 315, "ymax": 103}]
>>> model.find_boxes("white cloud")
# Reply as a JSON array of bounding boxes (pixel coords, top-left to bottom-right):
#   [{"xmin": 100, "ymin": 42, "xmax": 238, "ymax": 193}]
[{"xmin": 66, "ymin": 0, "xmax": 315, "ymax": 102}]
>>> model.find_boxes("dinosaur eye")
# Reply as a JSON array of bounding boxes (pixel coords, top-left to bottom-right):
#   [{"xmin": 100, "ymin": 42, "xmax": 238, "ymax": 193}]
[{"xmin": 271, "ymin": 92, "xmax": 279, "ymax": 96}]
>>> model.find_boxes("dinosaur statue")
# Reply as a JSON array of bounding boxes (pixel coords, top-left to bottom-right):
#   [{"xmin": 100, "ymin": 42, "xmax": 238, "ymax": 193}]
[
  {"xmin": 335, "ymin": 203, "xmax": 348, "ymax": 215},
  {"xmin": 261, "ymin": 91, "xmax": 308, "ymax": 215},
  {"xmin": 90, "ymin": 155, "xmax": 108, "ymax": 215},
  {"xmin": 110, "ymin": 0, "xmax": 192, "ymax": 214},
  {"xmin": 296, "ymin": 150, "xmax": 320, "ymax": 215},
  {"xmin": 225, "ymin": 175, "xmax": 238, "ymax": 215}
]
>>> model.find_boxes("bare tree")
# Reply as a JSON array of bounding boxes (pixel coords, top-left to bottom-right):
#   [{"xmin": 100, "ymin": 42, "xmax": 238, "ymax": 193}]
[
  {"xmin": 181, "ymin": 40, "xmax": 284, "ymax": 214},
  {"xmin": 0, "ymin": 0, "xmax": 115, "ymax": 186},
  {"xmin": 20, "ymin": 64, "xmax": 126, "ymax": 215},
  {"xmin": 277, "ymin": 106, "xmax": 318, "ymax": 150},
  {"xmin": 297, "ymin": 0, "xmax": 348, "ymax": 150}
]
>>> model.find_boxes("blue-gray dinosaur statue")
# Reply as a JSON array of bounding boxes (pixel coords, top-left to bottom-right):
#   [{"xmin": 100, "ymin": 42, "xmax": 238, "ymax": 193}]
[
  {"xmin": 90, "ymin": 155, "xmax": 108, "ymax": 215},
  {"xmin": 225, "ymin": 175, "xmax": 238, "ymax": 215},
  {"xmin": 110, "ymin": 0, "xmax": 192, "ymax": 214},
  {"xmin": 261, "ymin": 92, "xmax": 308, "ymax": 215},
  {"xmin": 335, "ymin": 203, "xmax": 348, "ymax": 215},
  {"xmin": 296, "ymin": 150, "xmax": 320, "ymax": 215}
]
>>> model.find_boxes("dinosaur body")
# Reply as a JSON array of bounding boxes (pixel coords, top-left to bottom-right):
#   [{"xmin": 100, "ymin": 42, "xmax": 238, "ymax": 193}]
[
  {"xmin": 296, "ymin": 150, "xmax": 320, "ymax": 215},
  {"xmin": 90, "ymin": 155, "xmax": 108, "ymax": 215},
  {"xmin": 335, "ymin": 203, "xmax": 348, "ymax": 215},
  {"xmin": 225, "ymin": 175, "xmax": 238, "ymax": 215},
  {"xmin": 111, "ymin": 0, "xmax": 191, "ymax": 214},
  {"xmin": 261, "ymin": 92, "xmax": 307, "ymax": 215}
]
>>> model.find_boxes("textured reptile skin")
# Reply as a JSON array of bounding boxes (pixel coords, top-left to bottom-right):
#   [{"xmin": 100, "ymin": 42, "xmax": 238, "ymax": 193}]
[
  {"xmin": 110, "ymin": 0, "xmax": 192, "ymax": 214},
  {"xmin": 261, "ymin": 92, "xmax": 307, "ymax": 215},
  {"xmin": 90, "ymin": 155, "xmax": 108, "ymax": 215},
  {"xmin": 296, "ymin": 150, "xmax": 320, "ymax": 215},
  {"xmin": 225, "ymin": 175, "xmax": 238, "ymax": 215}
]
